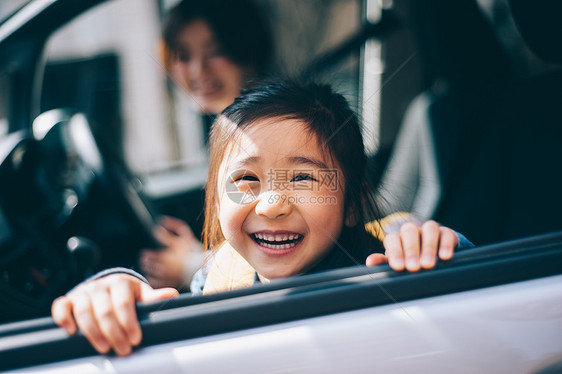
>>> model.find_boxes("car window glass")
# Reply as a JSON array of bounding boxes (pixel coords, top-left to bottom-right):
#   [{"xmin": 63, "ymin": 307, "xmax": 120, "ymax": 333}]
[
  {"xmin": 0, "ymin": 0, "xmax": 31, "ymax": 24},
  {"xmin": 36, "ymin": 0, "xmax": 379, "ymax": 295},
  {"xmin": 42, "ymin": 0, "xmax": 363, "ymax": 194},
  {"xmin": 0, "ymin": 73, "xmax": 7, "ymax": 136},
  {"xmin": 43, "ymin": 0, "xmax": 168, "ymax": 177}
]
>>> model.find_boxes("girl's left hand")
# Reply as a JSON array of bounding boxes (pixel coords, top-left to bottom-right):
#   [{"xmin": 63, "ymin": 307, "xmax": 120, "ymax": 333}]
[{"xmin": 365, "ymin": 220, "xmax": 457, "ymax": 272}]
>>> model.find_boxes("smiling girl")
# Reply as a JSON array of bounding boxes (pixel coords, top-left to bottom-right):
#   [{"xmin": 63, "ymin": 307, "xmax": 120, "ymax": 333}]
[
  {"xmin": 52, "ymin": 81, "xmax": 471, "ymax": 356},
  {"xmin": 200, "ymin": 82, "xmax": 391, "ymax": 289}
]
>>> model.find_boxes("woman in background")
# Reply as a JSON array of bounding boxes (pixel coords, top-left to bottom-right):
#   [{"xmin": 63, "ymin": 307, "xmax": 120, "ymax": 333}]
[{"xmin": 140, "ymin": 0, "xmax": 274, "ymax": 290}]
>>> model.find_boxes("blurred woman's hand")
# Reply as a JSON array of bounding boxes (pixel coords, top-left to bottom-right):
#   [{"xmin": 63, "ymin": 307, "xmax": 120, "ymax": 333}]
[{"xmin": 140, "ymin": 216, "xmax": 203, "ymax": 290}]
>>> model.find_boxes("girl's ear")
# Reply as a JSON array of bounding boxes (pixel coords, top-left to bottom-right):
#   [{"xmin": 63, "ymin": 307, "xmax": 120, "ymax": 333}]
[{"xmin": 345, "ymin": 207, "xmax": 358, "ymax": 227}]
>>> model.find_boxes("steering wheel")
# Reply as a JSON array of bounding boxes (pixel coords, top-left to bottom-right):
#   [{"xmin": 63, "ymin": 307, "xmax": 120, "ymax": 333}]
[
  {"xmin": 32, "ymin": 109, "xmax": 161, "ymax": 265},
  {"xmin": 0, "ymin": 109, "xmax": 162, "ymax": 321}
]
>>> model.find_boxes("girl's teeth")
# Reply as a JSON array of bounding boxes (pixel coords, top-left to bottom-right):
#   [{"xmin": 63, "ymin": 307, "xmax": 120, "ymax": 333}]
[
  {"xmin": 261, "ymin": 242, "xmax": 294, "ymax": 249},
  {"xmin": 254, "ymin": 233, "xmax": 301, "ymax": 241},
  {"xmin": 252, "ymin": 233, "xmax": 302, "ymax": 246}
]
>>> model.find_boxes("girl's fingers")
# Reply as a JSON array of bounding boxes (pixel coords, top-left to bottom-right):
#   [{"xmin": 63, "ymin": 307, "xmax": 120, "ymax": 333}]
[
  {"xmin": 51, "ymin": 274, "xmax": 160, "ymax": 356},
  {"xmin": 110, "ymin": 281, "xmax": 142, "ymax": 347},
  {"xmin": 420, "ymin": 220, "xmax": 440, "ymax": 269},
  {"xmin": 438, "ymin": 227, "xmax": 457, "ymax": 260},
  {"xmin": 140, "ymin": 284, "xmax": 179, "ymax": 303},
  {"xmin": 399, "ymin": 223, "xmax": 422, "ymax": 272},
  {"xmin": 365, "ymin": 253, "xmax": 388, "ymax": 267},
  {"xmin": 381, "ymin": 221, "xmax": 458, "ymax": 273},
  {"xmin": 71, "ymin": 292, "xmax": 110, "ymax": 354},
  {"xmin": 91, "ymin": 290, "xmax": 131, "ymax": 356},
  {"xmin": 51, "ymin": 296, "xmax": 77, "ymax": 335},
  {"xmin": 383, "ymin": 233, "xmax": 405, "ymax": 271}
]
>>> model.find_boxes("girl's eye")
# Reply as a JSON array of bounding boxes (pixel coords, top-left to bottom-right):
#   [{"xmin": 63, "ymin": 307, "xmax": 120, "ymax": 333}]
[
  {"xmin": 234, "ymin": 175, "xmax": 259, "ymax": 182},
  {"xmin": 292, "ymin": 174, "xmax": 317, "ymax": 182}
]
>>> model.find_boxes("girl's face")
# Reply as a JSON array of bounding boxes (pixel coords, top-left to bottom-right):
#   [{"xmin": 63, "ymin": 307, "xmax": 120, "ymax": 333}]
[
  {"xmin": 216, "ymin": 118, "xmax": 347, "ymax": 281},
  {"xmin": 169, "ymin": 19, "xmax": 245, "ymax": 114}
]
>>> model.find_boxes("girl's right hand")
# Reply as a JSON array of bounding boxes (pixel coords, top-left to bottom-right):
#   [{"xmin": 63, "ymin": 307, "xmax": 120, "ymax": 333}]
[{"xmin": 51, "ymin": 274, "xmax": 178, "ymax": 356}]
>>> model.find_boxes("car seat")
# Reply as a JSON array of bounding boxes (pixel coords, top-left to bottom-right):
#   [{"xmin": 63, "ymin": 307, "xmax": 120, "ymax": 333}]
[
  {"xmin": 435, "ymin": 0, "xmax": 562, "ymax": 244},
  {"xmin": 376, "ymin": 0, "xmax": 516, "ymax": 245},
  {"xmin": 395, "ymin": 0, "xmax": 562, "ymax": 245}
]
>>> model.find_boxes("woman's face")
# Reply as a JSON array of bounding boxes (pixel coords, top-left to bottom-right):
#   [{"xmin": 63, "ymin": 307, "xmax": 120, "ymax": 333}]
[{"xmin": 169, "ymin": 19, "xmax": 245, "ymax": 114}]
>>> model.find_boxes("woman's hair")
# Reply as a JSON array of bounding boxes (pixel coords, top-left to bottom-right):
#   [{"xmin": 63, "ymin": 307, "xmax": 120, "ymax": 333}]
[
  {"xmin": 162, "ymin": 0, "xmax": 273, "ymax": 77},
  {"xmin": 203, "ymin": 80, "xmax": 381, "ymax": 253}
]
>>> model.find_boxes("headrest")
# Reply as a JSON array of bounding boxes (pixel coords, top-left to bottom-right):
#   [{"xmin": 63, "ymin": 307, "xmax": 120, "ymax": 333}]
[
  {"xmin": 508, "ymin": 0, "xmax": 562, "ymax": 64},
  {"xmin": 409, "ymin": 0, "xmax": 514, "ymax": 90}
]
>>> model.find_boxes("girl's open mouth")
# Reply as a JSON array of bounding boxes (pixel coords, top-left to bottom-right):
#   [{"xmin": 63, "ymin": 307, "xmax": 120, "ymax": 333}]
[{"xmin": 250, "ymin": 232, "xmax": 304, "ymax": 249}]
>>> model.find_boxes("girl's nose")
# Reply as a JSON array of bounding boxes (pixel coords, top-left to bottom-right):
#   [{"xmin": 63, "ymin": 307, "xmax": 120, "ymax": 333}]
[{"xmin": 255, "ymin": 191, "xmax": 293, "ymax": 219}]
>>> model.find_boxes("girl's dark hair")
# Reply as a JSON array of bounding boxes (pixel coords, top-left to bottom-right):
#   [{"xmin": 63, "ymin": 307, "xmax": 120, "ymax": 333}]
[
  {"xmin": 163, "ymin": 0, "xmax": 273, "ymax": 76},
  {"xmin": 203, "ymin": 81, "xmax": 381, "ymax": 255}
]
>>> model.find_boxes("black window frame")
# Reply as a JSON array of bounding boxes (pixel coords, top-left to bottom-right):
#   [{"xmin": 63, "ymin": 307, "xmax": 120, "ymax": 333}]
[{"xmin": 1, "ymin": 231, "xmax": 561, "ymax": 371}]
